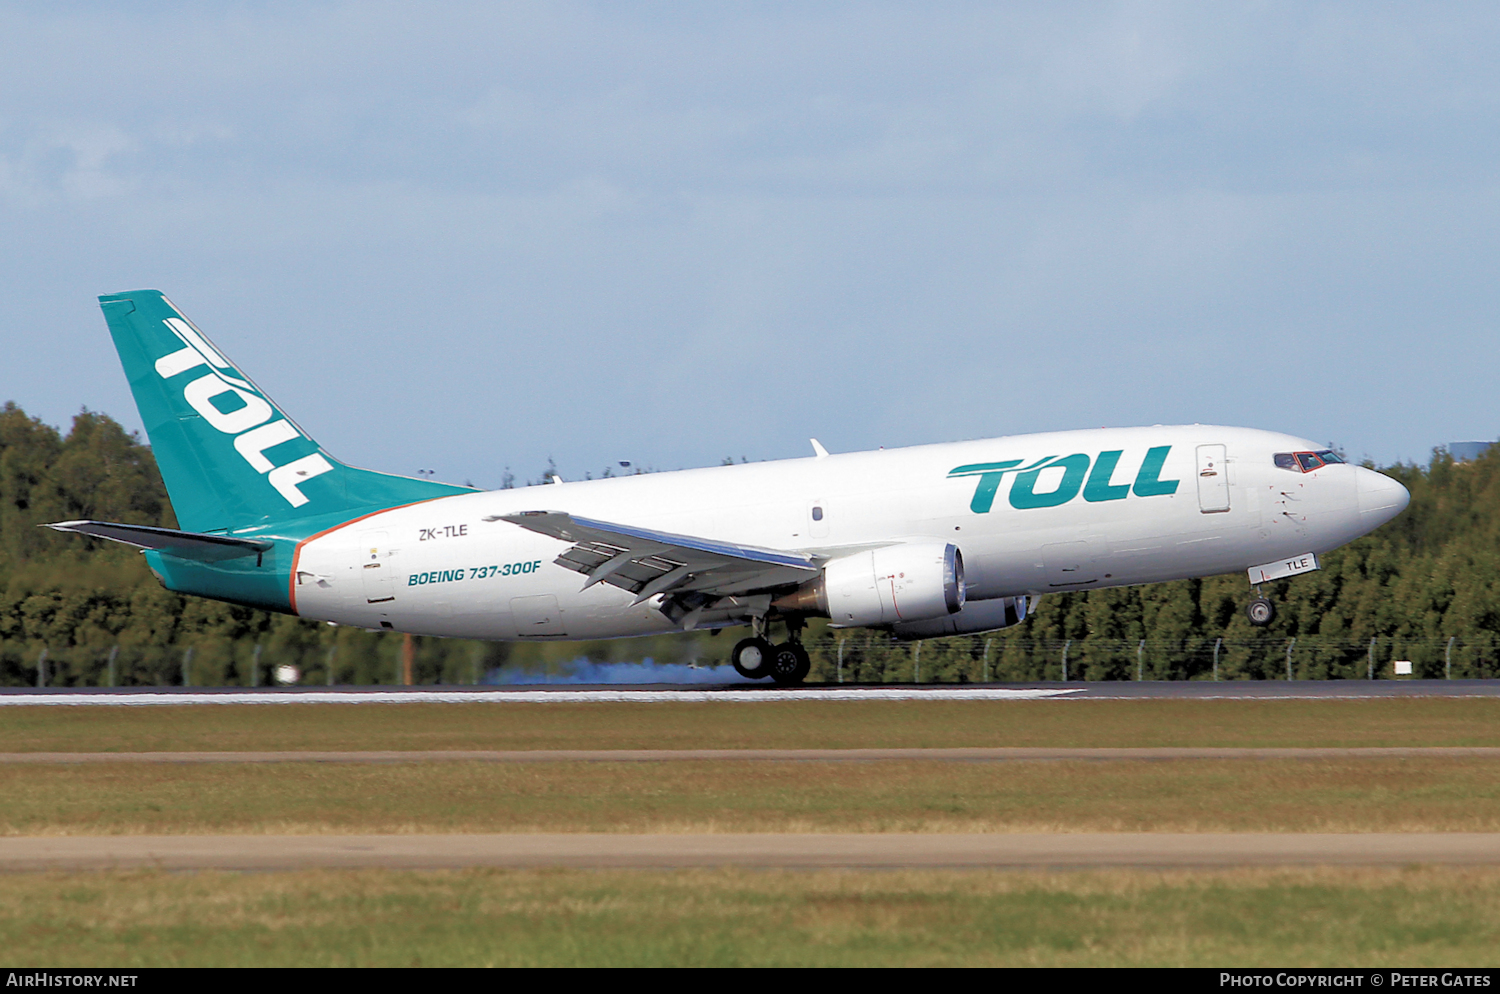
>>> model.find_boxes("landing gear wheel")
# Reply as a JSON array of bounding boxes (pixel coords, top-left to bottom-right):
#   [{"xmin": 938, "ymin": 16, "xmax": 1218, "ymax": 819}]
[
  {"xmin": 1246, "ymin": 598, "xmax": 1276, "ymax": 627},
  {"xmin": 731, "ymin": 637, "xmax": 774, "ymax": 680},
  {"xmin": 768, "ymin": 642, "xmax": 811, "ymax": 686}
]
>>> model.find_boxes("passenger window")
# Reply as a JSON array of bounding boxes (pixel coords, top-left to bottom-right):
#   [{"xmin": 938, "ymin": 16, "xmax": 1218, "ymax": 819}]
[
  {"xmin": 1274, "ymin": 453, "xmax": 1298, "ymax": 471},
  {"xmin": 811, "ymin": 506, "xmax": 824, "ymax": 522},
  {"xmin": 1296, "ymin": 452, "xmax": 1324, "ymax": 472}
]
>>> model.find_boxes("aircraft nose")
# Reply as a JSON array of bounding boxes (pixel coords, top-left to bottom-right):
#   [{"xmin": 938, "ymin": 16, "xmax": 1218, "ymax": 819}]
[{"xmin": 1355, "ymin": 467, "xmax": 1410, "ymax": 524}]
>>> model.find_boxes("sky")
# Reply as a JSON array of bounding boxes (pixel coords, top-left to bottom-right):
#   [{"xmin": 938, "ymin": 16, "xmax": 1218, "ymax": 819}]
[{"xmin": 2, "ymin": 1, "xmax": 1497, "ymax": 487}]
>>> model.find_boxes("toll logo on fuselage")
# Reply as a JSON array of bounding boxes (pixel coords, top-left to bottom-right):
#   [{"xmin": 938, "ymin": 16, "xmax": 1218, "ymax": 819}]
[{"xmin": 949, "ymin": 447, "xmax": 1180, "ymax": 513}]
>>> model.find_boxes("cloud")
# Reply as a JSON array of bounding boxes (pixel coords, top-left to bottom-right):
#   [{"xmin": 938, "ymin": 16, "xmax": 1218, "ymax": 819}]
[
  {"xmin": 0, "ymin": 123, "xmax": 138, "ymax": 205},
  {"xmin": 2, "ymin": 2, "xmax": 1498, "ymax": 475}
]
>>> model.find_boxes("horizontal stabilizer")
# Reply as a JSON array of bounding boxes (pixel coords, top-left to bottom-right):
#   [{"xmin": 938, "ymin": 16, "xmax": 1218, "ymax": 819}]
[{"xmin": 45, "ymin": 520, "xmax": 273, "ymax": 562}]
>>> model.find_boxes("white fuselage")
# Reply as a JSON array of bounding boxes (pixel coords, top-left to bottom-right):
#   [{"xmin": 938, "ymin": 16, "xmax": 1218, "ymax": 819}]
[{"xmin": 290, "ymin": 424, "xmax": 1409, "ymax": 640}]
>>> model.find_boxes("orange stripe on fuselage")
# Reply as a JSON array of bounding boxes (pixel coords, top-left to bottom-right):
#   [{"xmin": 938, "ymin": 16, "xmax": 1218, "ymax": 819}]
[{"xmin": 286, "ymin": 497, "xmax": 462, "ymax": 615}]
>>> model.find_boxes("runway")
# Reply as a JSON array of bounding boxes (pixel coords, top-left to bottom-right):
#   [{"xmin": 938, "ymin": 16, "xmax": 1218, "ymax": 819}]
[
  {"xmin": 5, "ymin": 746, "xmax": 1499, "ymax": 764},
  {"xmin": 4, "ymin": 833, "xmax": 1498, "ymax": 871},
  {"xmin": 0, "ymin": 680, "xmax": 1495, "ymax": 705},
  {"xmin": 0, "ymin": 687, "xmax": 1079, "ymax": 705}
]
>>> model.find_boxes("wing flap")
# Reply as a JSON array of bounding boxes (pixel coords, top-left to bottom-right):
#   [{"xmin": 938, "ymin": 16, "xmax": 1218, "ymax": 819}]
[{"xmin": 494, "ymin": 511, "xmax": 817, "ymax": 601}]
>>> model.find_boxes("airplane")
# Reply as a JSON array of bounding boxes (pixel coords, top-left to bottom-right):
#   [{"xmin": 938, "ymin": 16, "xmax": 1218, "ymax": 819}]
[{"xmin": 48, "ymin": 290, "xmax": 1412, "ymax": 685}]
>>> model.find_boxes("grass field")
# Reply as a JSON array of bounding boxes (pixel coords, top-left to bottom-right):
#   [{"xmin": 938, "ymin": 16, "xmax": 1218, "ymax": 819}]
[
  {"xmin": 4, "ymin": 698, "xmax": 1499, "ymax": 967},
  {"xmin": 2, "ymin": 758, "xmax": 1497, "ymax": 835},
  {"xmin": 4, "ymin": 866, "xmax": 1499, "ymax": 967},
  {"xmin": 5, "ymin": 698, "xmax": 1500, "ymax": 752}
]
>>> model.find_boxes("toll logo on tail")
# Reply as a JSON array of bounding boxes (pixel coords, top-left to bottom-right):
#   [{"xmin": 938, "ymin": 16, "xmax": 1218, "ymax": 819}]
[
  {"xmin": 99, "ymin": 289, "xmax": 477, "ymax": 534},
  {"xmin": 152, "ymin": 315, "xmax": 331, "ymax": 507}
]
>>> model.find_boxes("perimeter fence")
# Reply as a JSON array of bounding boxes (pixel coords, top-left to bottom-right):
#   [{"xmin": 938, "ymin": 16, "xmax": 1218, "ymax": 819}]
[
  {"xmin": 2, "ymin": 633, "xmax": 1497, "ymax": 687},
  {"xmin": 0, "ymin": 637, "xmax": 490, "ymax": 689},
  {"xmin": 799, "ymin": 634, "xmax": 1500, "ymax": 684}
]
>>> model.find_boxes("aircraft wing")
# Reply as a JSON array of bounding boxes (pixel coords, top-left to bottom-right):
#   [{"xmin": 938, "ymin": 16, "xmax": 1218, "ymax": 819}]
[{"xmin": 493, "ymin": 511, "xmax": 818, "ymax": 602}]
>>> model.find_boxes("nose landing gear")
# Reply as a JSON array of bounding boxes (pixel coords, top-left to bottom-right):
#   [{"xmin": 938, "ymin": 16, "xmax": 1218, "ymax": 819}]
[{"xmin": 1246, "ymin": 591, "xmax": 1276, "ymax": 627}]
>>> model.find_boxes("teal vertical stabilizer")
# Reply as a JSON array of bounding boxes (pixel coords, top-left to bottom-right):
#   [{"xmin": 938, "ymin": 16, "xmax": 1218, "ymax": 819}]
[{"xmin": 98, "ymin": 290, "xmax": 476, "ymax": 535}]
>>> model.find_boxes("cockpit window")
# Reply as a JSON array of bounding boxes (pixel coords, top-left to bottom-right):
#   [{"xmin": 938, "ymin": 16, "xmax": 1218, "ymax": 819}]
[{"xmin": 1277, "ymin": 450, "xmax": 1346, "ymax": 472}]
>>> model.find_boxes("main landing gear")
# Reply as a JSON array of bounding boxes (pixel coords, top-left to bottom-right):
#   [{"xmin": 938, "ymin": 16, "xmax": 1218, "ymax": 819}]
[
  {"xmin": 730, "ymin": 637, "xmax": 772, "ymax": 679},
  {"xmin": 731, "ymin": 618, "xmax": 811, "ymax": 686}
]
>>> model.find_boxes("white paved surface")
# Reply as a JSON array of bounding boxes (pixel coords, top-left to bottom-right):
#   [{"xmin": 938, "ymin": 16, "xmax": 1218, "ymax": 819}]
[{"xmin": 3, "ymin": 833, "xmax": 1498, "ymax": 871}]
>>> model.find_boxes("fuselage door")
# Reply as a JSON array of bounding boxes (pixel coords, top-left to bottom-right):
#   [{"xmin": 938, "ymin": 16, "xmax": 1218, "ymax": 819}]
[
  {"xmin": 360, "ymin": 530, "xmax": 396, "ymax": 604},
  {"xmin": 1196, "ymin": 444, "xmax": 1230, "ymax": 513},
  {"xmin": 511, "ymin": 594, "xmax": 567, "ymax": 637},
  {"xmin": 1042, "ymin": 539, "xmax": 1102, "ymax": 587},
  {"xmin": 809, "ymin": 499, "xmax": 829, "ymax": 539}
]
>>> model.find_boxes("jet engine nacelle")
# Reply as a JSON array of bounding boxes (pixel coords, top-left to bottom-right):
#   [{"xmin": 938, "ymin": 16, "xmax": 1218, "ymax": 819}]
[
  {"xmin": 890, "ymin": 594, "xmax": 1031, "ymax": 640},
  {"xmin": 814, "ymin": 540, "xmax": 966, "ymax": 628}
]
